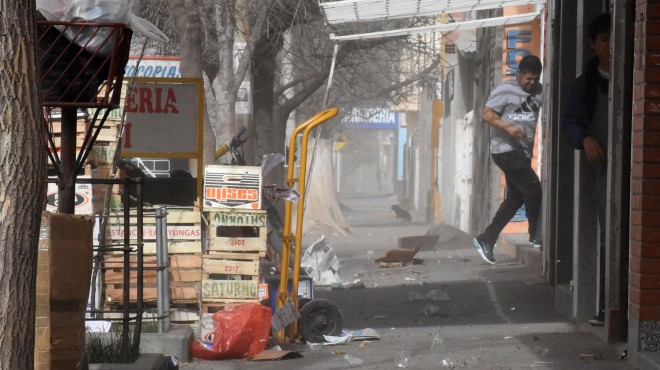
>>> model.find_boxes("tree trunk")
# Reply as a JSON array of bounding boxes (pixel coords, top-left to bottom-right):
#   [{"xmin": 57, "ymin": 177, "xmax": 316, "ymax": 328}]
[
  {"xmin": 0, "ymin": 2, "xmax": 47, "ymax": 369},
  {"xmin": 252, "ymin": 35, "xmax": 284, "ymax": 158},
  {"xmin": 170, "ymin": 0, "xmax": 217, "ymax": 165}
]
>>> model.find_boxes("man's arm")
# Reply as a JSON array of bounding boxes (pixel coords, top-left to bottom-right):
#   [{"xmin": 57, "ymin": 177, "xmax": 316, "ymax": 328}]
[
  {"xmin": 561, "ymin": 76, "xmax": 605, "ymax": 162},
  {"xmin": 561, "ymin": 77, "xmax": 588, "ymax": 149},
  {"xmin": 482, "ymin": 107, "xmax": 524, "ymax": 139}
]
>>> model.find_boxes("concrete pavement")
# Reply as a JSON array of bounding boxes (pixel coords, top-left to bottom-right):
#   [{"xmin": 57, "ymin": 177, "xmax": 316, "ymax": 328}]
[{"xmin": 181, "ymin": 194, "xmax": 632, "ymax": 369}]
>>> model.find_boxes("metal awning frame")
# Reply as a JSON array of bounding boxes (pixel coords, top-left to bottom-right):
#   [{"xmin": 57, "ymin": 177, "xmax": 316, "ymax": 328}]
[
  {"xmin": 329, "ymin": 10, "xmax": 542, "ymax": 41},
  {"xmin": 321, "ymin": 0, "xmax": 546, "ymax": 24}
]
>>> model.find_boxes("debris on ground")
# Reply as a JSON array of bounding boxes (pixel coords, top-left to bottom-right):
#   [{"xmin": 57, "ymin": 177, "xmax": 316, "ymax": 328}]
[
  {"xmin": 421, "ymin": 304, "xmax": 441, "ymax": 317},
  {"xmin": 344, "ymin": 354, "xmax": 363, "ymax": 365},
  {"xmin": 249, "ymin": 349, "xmax": 303, "ymax": 361},
  {"xmin": 331, "ymin": 279, "xmax": 365, "ymax": 290},
  {"xmin": 301, "ymin": 236, "xmax": 341, "ymax": 286},
  {"xmin": 375, "ymin": 245, "xmax": 421, "ymax": 266}
]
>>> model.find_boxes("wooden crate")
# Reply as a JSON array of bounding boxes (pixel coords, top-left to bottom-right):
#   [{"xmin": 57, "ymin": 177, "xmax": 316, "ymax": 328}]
[
  {"xmin": 105, "ymin": 209, "xmax": 202, "ymax": 255},
  {"xmin": 206, "ymin": 210, "xmax": 267, "ymax": 256},
  {"xmin": 103, "ymin": 208, "xmax": 203, "ymax": 305},
  {"xmin": 104, "ymin": 254, "xmax": 202, "ymax": 284},
  {"xmin": 105, "ymin": 282, "xmax": 198, "ymax": 303},
  {"xmin": 104, "ymin": 254, "xmax": 202, "ymax": 304}
]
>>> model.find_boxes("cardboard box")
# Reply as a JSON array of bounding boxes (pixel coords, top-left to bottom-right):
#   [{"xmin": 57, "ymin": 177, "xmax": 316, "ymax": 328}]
[
  {"xmin": 204, "ymin": 165, "xmax": 262, "ymax": 210},
  {"xmin": 35, "ymin": 212, "xmax": 93, "ymax": 370}
]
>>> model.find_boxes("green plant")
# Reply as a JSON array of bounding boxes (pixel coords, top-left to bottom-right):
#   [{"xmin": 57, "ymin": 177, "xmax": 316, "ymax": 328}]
[{"xmin": 85, "ymin": 326, "xmax": 140, "ymax": 364}]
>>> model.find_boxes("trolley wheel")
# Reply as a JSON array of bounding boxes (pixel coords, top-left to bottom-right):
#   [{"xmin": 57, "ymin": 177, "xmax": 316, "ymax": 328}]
[
  {"xmin": 297, "ymin": 298, "xmax": 311, "ymax": 309},
  {"xmin": 298, "ymin": 298, "xmax": 343, "ymax": 343}
]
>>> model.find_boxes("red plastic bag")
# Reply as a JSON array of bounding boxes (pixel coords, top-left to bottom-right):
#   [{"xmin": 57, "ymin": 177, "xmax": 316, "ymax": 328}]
[
  {"xmin": 212, "ymin": 303, "xmax": 272, "ymax": 359},
  {"xmin": 190, "ymin": 340, "xmax": 224, "ymax": 361}
]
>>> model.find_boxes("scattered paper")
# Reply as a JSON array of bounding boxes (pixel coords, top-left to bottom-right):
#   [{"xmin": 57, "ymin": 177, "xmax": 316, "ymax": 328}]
[
  {"xmin": 301, "ymin": 236, "xmax": 340, "ymax": 286},
  {"xmin": 345, "ymin": 328, "xmax": 381, "ymax": 340}
]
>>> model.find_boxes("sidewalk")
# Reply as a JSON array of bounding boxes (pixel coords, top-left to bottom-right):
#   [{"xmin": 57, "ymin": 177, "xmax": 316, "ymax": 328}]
[{"xmin": 182, "ymin": 194, "xmax": 632, "ymax": 369}]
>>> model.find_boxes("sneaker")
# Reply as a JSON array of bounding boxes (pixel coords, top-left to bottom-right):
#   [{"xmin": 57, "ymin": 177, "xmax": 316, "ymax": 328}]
[
  {"xmin": 528, "ymin": 240, "xmax": 541, "ymax": 248},
  {"xmin": 471, "ymin": 238, "xmax": 496, "ymax": 264}
]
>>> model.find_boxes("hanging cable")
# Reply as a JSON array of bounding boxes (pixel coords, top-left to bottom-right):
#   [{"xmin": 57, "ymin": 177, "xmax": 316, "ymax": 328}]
[{"xmin": 303, "ymin": 43, "xmax": 339, "ymax": 213}]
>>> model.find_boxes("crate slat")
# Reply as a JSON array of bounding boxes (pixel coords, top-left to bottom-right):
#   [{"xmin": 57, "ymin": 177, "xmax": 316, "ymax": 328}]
[
  {"xmin": 201, "ymin": 279, "xmax": 258, "ymax": 300},
  {"xmin": 203, "ymin": 258, "xmax": 259, "ymax": 276},
  {"xmin": 207, "ymin": 210, "xmax": 267, "ymax": 227}
]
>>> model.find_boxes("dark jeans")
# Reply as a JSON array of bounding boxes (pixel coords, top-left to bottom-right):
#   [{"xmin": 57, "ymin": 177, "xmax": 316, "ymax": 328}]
[{"xmin": 479, "ymin": 151, "xmax": 542, "ymax": 246}]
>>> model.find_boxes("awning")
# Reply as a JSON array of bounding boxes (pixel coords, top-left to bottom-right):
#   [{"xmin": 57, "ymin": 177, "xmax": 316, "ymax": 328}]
[
  {"xmin": 322, "ymin": 0, "xmax": 545, "ymax": 41},
  {"xmin": 330, "ymin": 11, "xmax": 541, "ymax": 40},
  {"xmin": 321, "ymin": 0, "xmax": 546, "ymax": 25}
]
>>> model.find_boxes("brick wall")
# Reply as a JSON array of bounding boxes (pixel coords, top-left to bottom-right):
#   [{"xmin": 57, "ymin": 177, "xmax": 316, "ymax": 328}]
[{"xmin": 631, "ymin": 0, "xmax": 660, "ymax": 322}]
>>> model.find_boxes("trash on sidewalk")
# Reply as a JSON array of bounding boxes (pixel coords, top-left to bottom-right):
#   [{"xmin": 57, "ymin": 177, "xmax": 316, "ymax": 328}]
[
  {"xmin": 344, "ymin": 354, "xmax": 364, "ymax": 365},
  {"xmin": 307, "ymin": 327, "xmax": 381, "ymax": 346},
  {"xmin": 191, "ymin": 303, "xmax": 272, "ymax": 360},
  {"xmin": 420, "ymin": 304, "xmax": 441, "ymax": 317},
  {"xmin": 395, "ymin": 350, "xmax": 411, "ymax": 368},
  {"xmin": 345, "ymin": 328, "xmax": 381, "ymax": 340},
  {"xmin": 375, "ymin": 245, "xmax": 422, "ymax": 266},
  {"xmin": 331, "ymin": 279, "xmax": 365, "ymax": 290},
  {"xmin": 308, "ymin": 334, "xmax": 351, "ymax": 346},
  {"xmin": 249, "ymin": 349, "xmax": 303, "ymax": 361},
  {"xmin": 301, "ymin": 235, "xmax": 341, "ymax": 286}
]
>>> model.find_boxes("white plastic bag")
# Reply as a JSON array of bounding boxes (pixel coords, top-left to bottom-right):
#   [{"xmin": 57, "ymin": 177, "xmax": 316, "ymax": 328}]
[{"xmin": 37, "ymin": 0, "xmax": 168, "ymax": 55}]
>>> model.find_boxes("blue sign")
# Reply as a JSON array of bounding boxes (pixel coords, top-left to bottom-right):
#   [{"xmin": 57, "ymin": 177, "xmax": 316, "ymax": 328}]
[{"xmin": 342, "ymin": 108, "xmax": 399, "ymax": 129}]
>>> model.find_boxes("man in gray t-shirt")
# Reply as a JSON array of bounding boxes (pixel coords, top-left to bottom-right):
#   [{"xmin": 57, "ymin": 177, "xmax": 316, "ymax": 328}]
[{"xmin": 472, "ymin": 55, "xmax": 543, "ymax": 264}]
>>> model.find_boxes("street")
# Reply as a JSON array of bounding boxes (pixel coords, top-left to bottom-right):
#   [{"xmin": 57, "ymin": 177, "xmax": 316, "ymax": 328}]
[{"xmin": 182, "ymin": 194, "xmax": 631, "ymax": 370}]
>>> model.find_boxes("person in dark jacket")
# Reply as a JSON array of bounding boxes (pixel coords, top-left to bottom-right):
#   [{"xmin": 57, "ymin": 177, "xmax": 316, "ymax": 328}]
[{"xmin": 561, "ymin": 13, "xmax": 611, "ymax": 326}]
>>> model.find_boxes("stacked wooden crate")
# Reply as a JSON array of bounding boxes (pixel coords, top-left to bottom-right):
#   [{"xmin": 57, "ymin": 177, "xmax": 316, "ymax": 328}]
[
  {"xmin": 103, "ymin": 208, "xmax": 203, "ymax": 307},
  {"xmin": 87, "ymin": 109, "xmax": 122, "ymax": 212},
  {"xmin": 202, "ymin": 209, "xmax": 267, "ymax": 304}
]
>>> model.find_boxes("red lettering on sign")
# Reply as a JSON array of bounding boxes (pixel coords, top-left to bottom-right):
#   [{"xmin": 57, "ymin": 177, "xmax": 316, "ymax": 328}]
[
  {"xmin": 206, "ymin": 187, "xmax": 259, "ymax": 202},
  {"xmin": 125, "ymin": 86, "xmax": 180, "ymax": 114},
  {"xmin": 124, "ymin": 122, "xmax": 132, "ymax": 148}
]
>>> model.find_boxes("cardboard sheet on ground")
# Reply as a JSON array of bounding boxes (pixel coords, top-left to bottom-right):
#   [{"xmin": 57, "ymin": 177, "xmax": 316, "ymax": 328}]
[
  {"xmin": 301, "ymin": 236, "xmax": 340, "ymax": 285},
  {"xmin": 375, "ymin": 246, "xmax": 422, "ymax": 266},
  {"xmin": 250, "ymin": 350, "xmax": 303, "ymax": 361}
]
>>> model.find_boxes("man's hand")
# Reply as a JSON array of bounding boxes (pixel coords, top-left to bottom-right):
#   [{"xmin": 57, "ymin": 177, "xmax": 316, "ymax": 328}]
[
  {"xmin": 482, "ymin": 107, "xmax": 524, "ymax": 138},
  {"xmin": 583, "ymin": 136, "xmax": 605, "ymax": 163},
  {"xmin": 504, "ymin": 125, "xmax": 525, "ymax": 139}
]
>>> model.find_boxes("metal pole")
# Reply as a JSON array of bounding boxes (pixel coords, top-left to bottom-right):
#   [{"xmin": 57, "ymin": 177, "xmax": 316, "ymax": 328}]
[
  {"xmin": 121, "ymin": 179, "xmax": 131, "ymax": 362},
  {"xmin": 156, "ymin": 207, "xmax": 171, "ymax": 333},
  {"xmin": 58, "ymin": 106, "xmax": 77, "ymax": 214}
]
